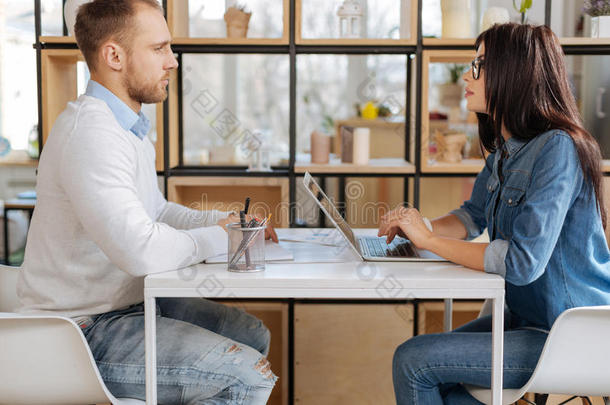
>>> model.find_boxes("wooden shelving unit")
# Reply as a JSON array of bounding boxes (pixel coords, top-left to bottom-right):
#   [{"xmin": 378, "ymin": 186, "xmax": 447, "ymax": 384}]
[{"xmin": 33, "ymin": 1, "xmax": 610, "ymax": 404}]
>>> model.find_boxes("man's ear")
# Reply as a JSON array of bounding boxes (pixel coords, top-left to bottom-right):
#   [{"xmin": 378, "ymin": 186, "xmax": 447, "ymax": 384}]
[{"xmin": 99, "ymin": 41, "xmax": 125, "ymax": 72}]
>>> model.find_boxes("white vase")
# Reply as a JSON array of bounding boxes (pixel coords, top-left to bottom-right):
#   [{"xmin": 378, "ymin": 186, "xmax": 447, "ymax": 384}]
[
  {"xmin": 64, "ymin": 0, "xmax": 92, "ymax": 37},
  {"xmin": 441, "ymin": 0, "xmax": 472, "ymax": 38},
  {"xmin": 591, "ymin": 16, "xmax": 610, "ymax": 38}
]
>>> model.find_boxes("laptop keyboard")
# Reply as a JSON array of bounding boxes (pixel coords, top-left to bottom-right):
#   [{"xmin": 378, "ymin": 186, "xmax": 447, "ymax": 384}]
[{"xmin": 360, "ymin": 237, "xmax": 417, "ymax": 258}]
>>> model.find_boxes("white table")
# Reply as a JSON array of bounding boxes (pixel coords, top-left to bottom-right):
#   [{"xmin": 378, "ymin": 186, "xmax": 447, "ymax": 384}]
[{"xmin": 145, "ymin": 228, "xmax": 505, "ymax": 404}]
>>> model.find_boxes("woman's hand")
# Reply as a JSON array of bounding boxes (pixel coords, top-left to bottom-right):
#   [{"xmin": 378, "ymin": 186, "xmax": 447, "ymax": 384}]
[
  {"xmin": 217, "ymin": 212, "xmax": 279, "ymax": 243},
  {"xmin": 378, "ymin": 206, "xmax": 434, "ymax": 249}
]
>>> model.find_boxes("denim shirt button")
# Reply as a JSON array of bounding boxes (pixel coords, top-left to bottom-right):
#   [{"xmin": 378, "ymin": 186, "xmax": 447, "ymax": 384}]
[{"xmin": 508, "ymin": 198, "xmax": 513, "ymax": 204}]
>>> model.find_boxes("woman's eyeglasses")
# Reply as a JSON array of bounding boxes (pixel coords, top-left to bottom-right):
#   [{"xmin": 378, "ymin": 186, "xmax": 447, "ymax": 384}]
[{"xmin": 471, "ymin": 57, "xmax": 485, "ymax": 80}]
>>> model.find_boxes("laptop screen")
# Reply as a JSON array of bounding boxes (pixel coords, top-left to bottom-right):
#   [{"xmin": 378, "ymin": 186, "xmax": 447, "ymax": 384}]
[{"xmin": 303, "ymin": 173, "xmax": 358, "ymax": 247}]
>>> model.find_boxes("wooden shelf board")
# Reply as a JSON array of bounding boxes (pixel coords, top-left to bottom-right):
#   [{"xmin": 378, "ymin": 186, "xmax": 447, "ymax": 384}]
[
  {"xmin": 39, "ymin": 36, "xmax": 76, "ymax": 44},
  {"xmin": 560, "ymin": 37, "xmax": 610, "ymax": 45},
  {"xmin": 423, "ymin": 38, "xmax": 476, "ymax": 47},
  {"xmin": 40, "ymin": 36, "xmax": 610, "ymax": 47},
  {"xmin": 296, "ymin": 38, "xmax": 416, "ymax": 46},
  {"xmin": 603, "ymin": 159, "xmax": 610, "ymax": 172},
  {"xmin": 171, "ymin": 37, "xmax": 288, "ymax": 45},
  {"xmin": 0, "ymin": 150, "xmax": 38, "ymax": 167},
  {"xmin": 295, "ymin": 157, "xmax": 415, "ymax": 174},
  {"xmin": 422, "ymin": 159, "xmax": 485, "ymax": 174},
  {"xmin": 335, "ymin": 118, "xmax": 405, "ymax": 128}
]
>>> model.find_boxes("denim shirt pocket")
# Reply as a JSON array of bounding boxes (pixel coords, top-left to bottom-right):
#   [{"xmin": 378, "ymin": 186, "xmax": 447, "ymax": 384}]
[{"xmin": 496, "ymin": 171, "xmax": 529, "ymax": 239}]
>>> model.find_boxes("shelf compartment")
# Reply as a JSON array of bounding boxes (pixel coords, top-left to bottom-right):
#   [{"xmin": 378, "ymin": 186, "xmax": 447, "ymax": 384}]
[
  {"xmin": 221, "ymin": 301, "xmax": 288, "ymax": 405},
  {"xmin": 40, "ymin": 49, "xmax": 83, "ymax": 146},
  {"xmin": 294, "ymin": 303, "xmax": 414, "ymax": 404},
  {"xmin": 296, "ymin": 0, "xmax": 417, "ymax": 45},
  {"xmin": 167, "ymin": 0, "xmax": 289, "ymax": 44},
  {"xmin": 421, "ymin": 49, "xmax": 483, "ymax": 174},
  {"xmin": 167, "ymin": 176, "xmax": 289, "ymax": 227}
]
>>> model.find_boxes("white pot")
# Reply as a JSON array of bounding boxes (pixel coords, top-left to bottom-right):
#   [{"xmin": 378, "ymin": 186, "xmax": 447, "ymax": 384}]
[
  {"xmin": 591, "ymin": 16, "xmax": 610, "ymax": 38},
  {"xmin": 64, "ymin": 0, "xmax": 92, "ymax": 37},
  {"xmin": 441, "ymin": 0, "xmax": 472, "ymax": 38}
]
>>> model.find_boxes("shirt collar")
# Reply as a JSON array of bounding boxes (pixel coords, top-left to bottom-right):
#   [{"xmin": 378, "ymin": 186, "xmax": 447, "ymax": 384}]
[
  {"xmin": 85, "ymin": 80, "xmax": 150, "ymax": 140},
  {"xmin": 501, "ymin": 136, "xmax": 528, "ymax": 157}
]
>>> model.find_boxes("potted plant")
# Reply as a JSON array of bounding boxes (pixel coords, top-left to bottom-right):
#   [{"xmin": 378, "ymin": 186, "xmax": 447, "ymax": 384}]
[
  {"xmin": 513, "ymin": 0, "xmax": 533, "ymax": 24},
  {"xmin": 584, "ymin": 0, "xmax": 610, "ymax": 37},
  {"xmin": 438, "ymin": 64, "xmax": 467, "ymax": 108},
  {"xmin": 224, "ymin": 4, "xmax": 252, "ymax": 38}
]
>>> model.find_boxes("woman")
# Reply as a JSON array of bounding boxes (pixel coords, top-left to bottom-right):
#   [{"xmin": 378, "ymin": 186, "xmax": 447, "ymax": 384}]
[{"xmin": 379, "ymin": 23, "xmax": 610, "ymax": 404}]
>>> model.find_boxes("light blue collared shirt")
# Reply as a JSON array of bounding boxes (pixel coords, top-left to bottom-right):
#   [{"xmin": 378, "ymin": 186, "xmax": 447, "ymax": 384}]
[{"xmin": 85, "ymin": 80, "xmax": 151, "ymax": 140}]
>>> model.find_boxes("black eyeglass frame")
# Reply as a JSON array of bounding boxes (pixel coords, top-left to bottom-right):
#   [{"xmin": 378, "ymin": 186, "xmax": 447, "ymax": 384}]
[{"xmin": 471, "ymin": 57, "xmax": 485, "ymax": 80}]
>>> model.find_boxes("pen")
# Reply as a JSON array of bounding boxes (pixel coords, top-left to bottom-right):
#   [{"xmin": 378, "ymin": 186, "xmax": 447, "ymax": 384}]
[
  {"xmin": 244, "ymin": 197, "xmax": 250, "ymax": 215},
  {"xmin": 239, "ymin": 210, "xmax": 252, "ymax": 267}
]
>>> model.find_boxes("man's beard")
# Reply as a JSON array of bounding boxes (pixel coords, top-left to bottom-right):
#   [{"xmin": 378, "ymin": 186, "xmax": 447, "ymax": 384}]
[{"xmin": 125, "ymin": 70, "xmax": 168, "ymax": 105}]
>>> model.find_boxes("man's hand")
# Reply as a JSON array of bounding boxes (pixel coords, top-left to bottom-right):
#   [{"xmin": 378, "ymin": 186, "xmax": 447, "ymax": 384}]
[
  {"xmin": 217, "ymin": 212, "xmax": 278, "ymax": 243},
  {"xmin": 377, "ymin": 206, "xmax": 433, "ymax": 249}
]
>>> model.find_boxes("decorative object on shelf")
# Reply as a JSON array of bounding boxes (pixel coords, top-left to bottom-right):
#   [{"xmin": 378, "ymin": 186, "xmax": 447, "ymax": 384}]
[
  {"xmin": 377, "ymin": 104, "xmax": 393, "ymax": 118},
  {"xmin": 337, "ymin": 0, "xmax": 363, "ymax": 39},
  {"xmin": 340, "ymin": 126, "xmax": 354, "ymax": 163},
  {"xmin": 27, "ymin": 125, "xmax": 39, "ymax": 159},
  {"xmin": 438, "ymin": 64, "xmax": 467, "ymax": 109},
  {"xmin": 310, "ymin": 130, "xmax": 331, "ymax": 164},
  {"xmin": 513, "ymin": 0, "xmax": 533, "ymax": 24},
  {"xmin": 440, "ymin": 0, "xmax": 472, "ymax": 38},
  {"xmin": 64, "ymin": 0, "xmax": 92, "ymax": 37},
  {"xmin": 352, "ymin": 127, "xmax": 370, "ymax": 165},
  {"xmin": 361, "ymin": 101, "xmax": 379, "ymax": 120},
  {"xmin": 224, "ymin": 4, "xmax": 252, "ymax": 38},
  {"xmin": 584, "ymin": 0, "xmax": 610, "ymax": 37},
  {"xmin": 434, "ymin": 130, "xmax": 467, "ymax": 163},
  {"xmin": 481, "ymin": 7, "xmax": 510, "ymax": 33},
  {"xmin": 0, "ymin": 135, "xmax": 10, "ymax": 158}
]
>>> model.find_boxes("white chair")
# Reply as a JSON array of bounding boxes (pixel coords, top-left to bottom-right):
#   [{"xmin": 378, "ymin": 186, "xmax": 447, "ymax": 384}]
[
  {"xmin": 0, "ymin": 264, "xmax": 145, "ymax": 405},
  {"xmin": 465, "ymin": 304, "xmax": 610, "ymax": 405}
]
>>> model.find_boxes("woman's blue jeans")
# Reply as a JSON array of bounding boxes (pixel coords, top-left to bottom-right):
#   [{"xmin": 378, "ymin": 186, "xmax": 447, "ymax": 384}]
[
  {"xmin": 393, "ymin": 309, "xmax": 549, "ymax": 404},
  {"xmin": 81, "ymin": 298, "xmax": 277, "ymax": 404}
]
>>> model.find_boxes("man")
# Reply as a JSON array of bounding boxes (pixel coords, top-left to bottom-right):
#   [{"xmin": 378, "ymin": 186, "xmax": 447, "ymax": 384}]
[{"xmin": 17, "ymin": 0, "xmax": 277, "ymax": 402}]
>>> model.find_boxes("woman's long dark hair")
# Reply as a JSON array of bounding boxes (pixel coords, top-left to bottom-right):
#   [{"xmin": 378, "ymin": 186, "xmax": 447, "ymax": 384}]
[{"xmin": 475, "ymin": 23, "xmax": 606, "ymax": 228}]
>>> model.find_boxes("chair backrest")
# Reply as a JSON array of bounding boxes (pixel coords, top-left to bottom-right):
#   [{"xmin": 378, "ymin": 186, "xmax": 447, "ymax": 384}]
[
  {"xmin": 0, "ymin": 264, "xmax": 20, "ymax": 312},
  {"xmin": 0, "ymin": 315, "xmax": 118, "ymax": 404},
  {"xmin": 526, "ymin": 305, "xmax": 610, "ymax": 397}
]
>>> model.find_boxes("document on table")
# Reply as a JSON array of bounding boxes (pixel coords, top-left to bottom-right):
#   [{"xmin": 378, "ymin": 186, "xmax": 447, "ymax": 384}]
[{"xmin": 204, "ymin": 240, "xmax": 294, "ymax": 264}]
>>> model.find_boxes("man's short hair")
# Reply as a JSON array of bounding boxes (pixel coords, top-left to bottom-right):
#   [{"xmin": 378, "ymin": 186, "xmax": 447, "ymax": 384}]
[{"xmin": 74, "ymin": 0, "xmax": 163, "ymax": 72}]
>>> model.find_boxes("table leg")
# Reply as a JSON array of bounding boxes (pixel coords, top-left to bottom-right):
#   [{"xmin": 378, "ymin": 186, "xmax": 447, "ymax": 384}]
[
  {"xmin": 443, "ymin": 298, "xmax": 453, "ymax": 332},
  {"xmin": 491, "ymin": 293, "xmax": 505, "ymax": 405},
  {"xmin": 145, "ymin": 295, "xmax": 157, "ymax": 405}
]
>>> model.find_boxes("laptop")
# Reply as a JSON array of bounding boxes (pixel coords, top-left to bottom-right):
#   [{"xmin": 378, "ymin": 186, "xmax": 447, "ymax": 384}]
[{"xmin": 303, "ymin": 172, "xmax": 447, "ymax": 262}]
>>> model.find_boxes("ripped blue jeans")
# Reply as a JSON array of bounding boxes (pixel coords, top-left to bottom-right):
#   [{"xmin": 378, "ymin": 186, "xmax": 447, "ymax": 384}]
[{"xmin": 80, "ymin": 298, "xmax": 277, "ymax": 404}]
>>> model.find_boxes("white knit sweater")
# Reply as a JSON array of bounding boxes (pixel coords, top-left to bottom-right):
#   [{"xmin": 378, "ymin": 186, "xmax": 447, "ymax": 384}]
[{"xmin": 17, "ymin": 95, "xmax": 228, "ymax": 317}]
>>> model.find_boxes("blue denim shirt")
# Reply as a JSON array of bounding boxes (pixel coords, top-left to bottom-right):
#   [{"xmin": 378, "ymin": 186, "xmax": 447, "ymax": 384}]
[
  {"xmin": 451, "ymin": 129, "xmax": 610, "ymax": 330},
  {"xmin": 84, "ymin": 80, "xmax": 151, "ymax": 140}
]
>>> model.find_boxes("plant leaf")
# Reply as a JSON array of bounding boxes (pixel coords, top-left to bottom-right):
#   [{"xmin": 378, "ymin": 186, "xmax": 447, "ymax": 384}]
[{"xmin": 520, "ymin": 0, "xmax": 533, "ymax": 13}]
